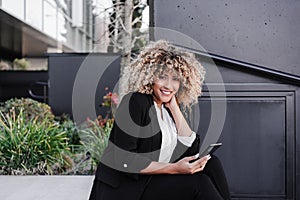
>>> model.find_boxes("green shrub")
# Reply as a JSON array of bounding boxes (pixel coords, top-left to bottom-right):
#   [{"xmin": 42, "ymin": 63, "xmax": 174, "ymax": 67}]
[
  {"xmin": 0, "ymin": 98, "xmax": 55, "ymax": 124},
  {"xmin": 55, "ymin": 114, "xmax": 81, "ymax": 149},
  {"xmin": 13, "ymin": 58, "xmax": 30, "ymax": 70},
  {"xmin": 78, "ymin": 119, "xmax": 112, "ymax": 166},
  {"xmin": 0, "ymin": 98, "xmax": 80, "ymax": 149},
  {"xmin": 0, "ymin": 109, "xmax": 71, "ymax": 175}
]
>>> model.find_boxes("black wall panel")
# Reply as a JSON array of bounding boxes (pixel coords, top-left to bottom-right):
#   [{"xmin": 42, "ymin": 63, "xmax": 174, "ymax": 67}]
[
  {"xmin": 195, "ymin": 62, "xmax": 298, "ymax": 199},
  {"xmin": 198, "ymin": 87, "xmax": 296, "ymax": 199}
]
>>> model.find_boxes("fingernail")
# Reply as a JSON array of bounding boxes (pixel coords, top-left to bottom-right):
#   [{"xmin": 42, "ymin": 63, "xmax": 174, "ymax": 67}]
[{"xmin": 195, "ymin": 153, "xmax": 199, "ymax": 158}]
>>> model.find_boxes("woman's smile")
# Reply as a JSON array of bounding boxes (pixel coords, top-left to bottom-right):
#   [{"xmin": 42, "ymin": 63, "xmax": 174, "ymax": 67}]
[{"xmin": 160, "ymin": 89, "xmax": 173, "ymax": 95}]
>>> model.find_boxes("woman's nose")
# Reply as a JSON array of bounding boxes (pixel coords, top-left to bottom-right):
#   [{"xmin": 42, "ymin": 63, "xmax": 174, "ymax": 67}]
[{"xmin": 164, "ymin": 78, "xmax": 173, "ymax": 88}]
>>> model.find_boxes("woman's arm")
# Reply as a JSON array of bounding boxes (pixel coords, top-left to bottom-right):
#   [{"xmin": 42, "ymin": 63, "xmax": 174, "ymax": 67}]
[
  {"xmin": 140, "ymin": 154, "xmax": 211, "ymax": 174},
  {"xmin": 165, "ymin": 96, "xmax": 201, "ymax": 163}
]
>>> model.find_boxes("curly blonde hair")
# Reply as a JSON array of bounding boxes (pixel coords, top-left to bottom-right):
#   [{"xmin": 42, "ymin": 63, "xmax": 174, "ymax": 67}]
[{"xmin": 119, "ymin": 40, "xmax": 206, "ymax": 110}]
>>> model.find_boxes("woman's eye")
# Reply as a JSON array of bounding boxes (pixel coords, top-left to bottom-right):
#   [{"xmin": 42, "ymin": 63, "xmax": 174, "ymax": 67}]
[{"xmin": 173, "ymin": 77, "xmax": 180, "ymax": 81}]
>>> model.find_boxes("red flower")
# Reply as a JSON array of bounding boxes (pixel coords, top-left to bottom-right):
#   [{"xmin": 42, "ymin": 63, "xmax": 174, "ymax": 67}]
[{"xmin": 111, "ymin": 93, "xmax": 118, "ymax": 105}]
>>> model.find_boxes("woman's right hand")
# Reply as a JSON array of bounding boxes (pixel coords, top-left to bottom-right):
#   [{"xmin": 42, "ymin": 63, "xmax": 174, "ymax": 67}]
[
  {"xmin": 172, "ymin": 154, "xmax": 211, "ymax": 174},
  {"xmin": 140, "ymin": 154, "xmax": 211, "ymax": 175}
]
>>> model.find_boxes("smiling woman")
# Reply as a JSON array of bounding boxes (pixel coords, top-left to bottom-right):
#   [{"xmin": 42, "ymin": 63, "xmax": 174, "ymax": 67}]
[{"xmin": 88, "ymin": 40, "xmax": 231, "ymax": 200}]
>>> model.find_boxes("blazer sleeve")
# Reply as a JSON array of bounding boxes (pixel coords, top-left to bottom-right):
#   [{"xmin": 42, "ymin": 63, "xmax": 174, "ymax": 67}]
[{"xmin": 100, "ymin": 92, "xmax": 153, "ymax": 174}]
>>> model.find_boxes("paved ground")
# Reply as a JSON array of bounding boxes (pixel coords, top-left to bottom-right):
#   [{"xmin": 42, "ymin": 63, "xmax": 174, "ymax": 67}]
[{"xmin": 0, "ymin": 175, "xmax": 94, "ymax": 200}]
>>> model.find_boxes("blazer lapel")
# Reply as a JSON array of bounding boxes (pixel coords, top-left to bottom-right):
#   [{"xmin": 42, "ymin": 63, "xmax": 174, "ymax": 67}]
[{"xmin": 146, "ymin": 94, "xmax": 162, "ymax": 161}]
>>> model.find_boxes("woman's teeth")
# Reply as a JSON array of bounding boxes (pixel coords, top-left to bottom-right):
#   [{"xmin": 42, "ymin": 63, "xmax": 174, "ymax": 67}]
[{"xmin": 161, "ymin": 90, "xmax": 171, "ymax": 95}]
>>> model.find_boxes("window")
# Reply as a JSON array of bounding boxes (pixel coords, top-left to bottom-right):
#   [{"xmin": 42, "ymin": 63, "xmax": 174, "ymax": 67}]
[
  {"xmin": 2, "ymin": 0, "xmax": 25, "ymax": 20},
  {"xmin": 25, "ymin": 0, "xmax": 43, "ymax": 30},
  {"xmin": 43, "ymin": 0, "xmax": 57, "ymax": 39}
]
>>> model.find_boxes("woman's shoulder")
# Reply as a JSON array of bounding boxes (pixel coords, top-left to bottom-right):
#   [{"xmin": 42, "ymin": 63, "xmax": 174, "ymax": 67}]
[{"xmin": 117, "ymin": 92, "xmax": 153, "ymax": 125}]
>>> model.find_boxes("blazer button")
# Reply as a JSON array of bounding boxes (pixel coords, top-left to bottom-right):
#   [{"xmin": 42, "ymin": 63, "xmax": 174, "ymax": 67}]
[{"xmin": 123, "ymin": 164, "xmax": 128, "ymax": 168}]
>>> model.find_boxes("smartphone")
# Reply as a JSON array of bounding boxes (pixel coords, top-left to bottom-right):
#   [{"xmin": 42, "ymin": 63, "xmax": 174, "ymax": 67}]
[{"xmin": 199, "ymin": 143, "xmax": 222, "ymax": 158}]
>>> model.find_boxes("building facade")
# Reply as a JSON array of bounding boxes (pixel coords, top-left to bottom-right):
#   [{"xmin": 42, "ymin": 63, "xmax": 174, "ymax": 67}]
[{"xmin": 0, "ymin": 0, "xmax": 96, "ymax": 69}]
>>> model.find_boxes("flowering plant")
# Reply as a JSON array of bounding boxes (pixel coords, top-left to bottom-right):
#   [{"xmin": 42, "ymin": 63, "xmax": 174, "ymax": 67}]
[
  {"xmin": 101, "ymin": 87, "xmax": 118, "ymax": 107},
  {"xmin": 98, "ymin": 87, "xmax": 118, "ymax": 129},
  {"xmin": 79, "ymin": 88, "xmax": 119, "ymax": 166}
]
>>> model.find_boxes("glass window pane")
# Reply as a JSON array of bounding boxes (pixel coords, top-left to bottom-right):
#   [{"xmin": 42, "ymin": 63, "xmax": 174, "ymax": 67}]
[
  {"xmin": 43, "ymin": 0, "xmax": 57, "ymax": 39},
  {"xmin": 25, "ymin": 0, "xmax": 43, "ymax": 30},
  {"xmin": 2, "ymin": 0, "xmax": 25, "ymax": 20},
  {"xmin": 57, "ymin": 12, "xmax": 67, "ymax": 42}
]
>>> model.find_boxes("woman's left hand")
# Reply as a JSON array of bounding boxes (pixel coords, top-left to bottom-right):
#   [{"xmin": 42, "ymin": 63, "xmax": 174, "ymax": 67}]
[
  {"xmin": 172, "ymin": 154, "xmax": 211, "ymax": 174},
  {"xmin": 165, "ymin": 95, "xmax": 179, "ymax": 111}
]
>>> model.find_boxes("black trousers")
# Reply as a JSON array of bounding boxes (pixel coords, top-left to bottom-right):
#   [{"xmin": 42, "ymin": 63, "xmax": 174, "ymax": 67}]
[
  {"xmin": 140, "ymin": 155, "xmax": 231, "ymax": 200},
  {"xmin": 89, "ymin": 155, "xmax": 231, "ymax": 200}
]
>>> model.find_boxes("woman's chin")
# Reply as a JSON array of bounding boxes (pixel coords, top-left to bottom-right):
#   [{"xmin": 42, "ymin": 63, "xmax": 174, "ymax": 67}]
[
  {"xmin": 154, "ymin": 93, "xmax": 174, "ymax": 104},
  {"xmin": 161, "ymin": 97, "xmax": 172, "ymax": 103}
]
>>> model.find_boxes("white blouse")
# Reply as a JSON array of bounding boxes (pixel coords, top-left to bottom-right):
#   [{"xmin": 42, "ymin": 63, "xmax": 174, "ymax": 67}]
[{"xmin": 153, "ymin": 102, "xmax": 196, "ymax": 163}]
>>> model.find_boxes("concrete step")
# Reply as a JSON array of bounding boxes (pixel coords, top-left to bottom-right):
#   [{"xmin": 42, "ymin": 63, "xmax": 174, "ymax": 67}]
[{"xmin": 0, "ymin": 175, "xmax": 94, "ymax": 200}]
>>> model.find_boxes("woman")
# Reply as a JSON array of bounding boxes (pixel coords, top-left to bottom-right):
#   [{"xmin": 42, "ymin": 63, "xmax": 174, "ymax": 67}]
[{"xmin": 89, "ymin": 40, "xmax": 231, "ymax": 200}]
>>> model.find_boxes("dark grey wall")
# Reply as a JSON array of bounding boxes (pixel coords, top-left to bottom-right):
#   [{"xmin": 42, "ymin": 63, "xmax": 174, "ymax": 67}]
[
  {"xmin": 151, "ymin": 0, "xmax": 300, "ymax": 76},
  {"xmin": 48, "ymin": 53, "xmax": 120, "ymax": 123},
  {"xmin": 0, "ymin": 71, "xmax": 48, "ymax": 102},
  {"xmin": 151, "ymin": 1, "xmax": 300, "ymax": 199}
]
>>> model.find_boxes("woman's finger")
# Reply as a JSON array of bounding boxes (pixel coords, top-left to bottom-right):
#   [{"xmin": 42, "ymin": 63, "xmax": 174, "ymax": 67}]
[
  {"xmin": 199, "ymin": 154, "xmax": 211, "ymax": 162},
  {"xmin": 192, "ymin": 155, "xmax": 210, "ymax": 166},
  {"xmin": 192, "ymin": 158, "xmax": 211, "ymax": 173},
  {"xmin": 193, "ymin": 167, "xmax": 202, "ymax": 173},
  {"xmin": 192, "ymin": 163, "xmax": 206, "ymax": 174},
  {"xmin": 184, "ymin": 153, "xmax": 200, "ymax": 162},
  {"xmin": 189, "ymin": 159, "xmax": 205, "ymax": 169}
]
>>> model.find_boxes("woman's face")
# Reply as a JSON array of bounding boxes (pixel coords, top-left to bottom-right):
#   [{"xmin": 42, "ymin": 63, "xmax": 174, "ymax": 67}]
[{"xmin": 152, "ymin": 70, "xmax": 180, "ymax": 106}]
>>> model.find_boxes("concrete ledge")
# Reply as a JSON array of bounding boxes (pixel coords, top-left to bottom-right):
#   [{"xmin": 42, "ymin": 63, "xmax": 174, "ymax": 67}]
[{"xmin": 0, "ymin": 175, "xmax": 94, "ymax": 200}]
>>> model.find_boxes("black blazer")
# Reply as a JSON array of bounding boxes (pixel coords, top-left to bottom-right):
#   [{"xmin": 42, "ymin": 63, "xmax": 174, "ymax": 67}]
[{"xmin": 94, "ymin": 92, "xmax": 200, "ymax": 200}]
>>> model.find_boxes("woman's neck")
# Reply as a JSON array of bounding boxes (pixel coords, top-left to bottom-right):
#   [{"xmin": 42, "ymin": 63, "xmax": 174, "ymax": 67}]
[
  {"xmin": 152, "ymin": 95, "xmax": 163, "ymax": 108},
  {"xmin": 153, "ymin": 100, "xmax": 164, "ymax": 120}
]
